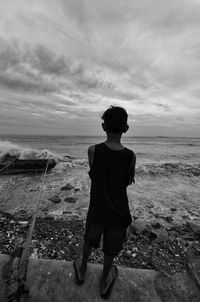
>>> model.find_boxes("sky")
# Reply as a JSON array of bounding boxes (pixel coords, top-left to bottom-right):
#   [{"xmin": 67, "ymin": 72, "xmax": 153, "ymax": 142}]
[{"xmin": 0, "ymin": 0, "xmax": 200, "ymax": 137}]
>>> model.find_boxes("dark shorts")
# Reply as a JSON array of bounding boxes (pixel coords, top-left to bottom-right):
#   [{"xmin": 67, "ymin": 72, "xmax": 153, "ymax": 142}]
[{"xmin": 84, "ymin": 223, "xmax": 127, "ymax": 257}]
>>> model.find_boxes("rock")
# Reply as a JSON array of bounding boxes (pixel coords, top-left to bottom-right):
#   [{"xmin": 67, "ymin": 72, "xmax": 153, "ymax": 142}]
[
  {"xmin": 74, "ymin": 188, "xmax": 80, "ymax": 192},
  {"xmin": 187, "ymin": 220, "xmax": 200, "ymax": 236},
  {"xmin": 70, "ymin": 215, "xmax": 81, "ymax": 221},
  {"xmin": 164, "ymin": 216, "xmax": 173, "ymax": 223},
  {"xmin": 29, "ymin": 186, "xmax": 39, "ymax": 192},
  {"xmin": 13, "ymin": 209, "xmax": 30, "ymax": 220},
  {"xmin": 151, "ymin": 226, "xmax": 168, "ymax": 243},
  {"xmin": 30, "ymin": 248, "xmax": 39, "ymax": 259},
  {"xmin": 150, "ymin": 220, "xmax": 161, "ymax": 229},
  {"xmin": 64, "ymin": 197, "xmax": 77, "ymax": 204},
  {"xmin": 18, "ymin": 221, "xmax": 28, "ymax": 227},
  {"xmin": 63, "ymin": 211, "xmax": 72, "ymax": 214},
  {"xmin": 170, "ymin": 208, "xmax": 177, "ymax": 212},
  {"xmin": 129, "ymin": 219, "xmax": 150, "ymax": 235},
  {"xmin": 45, "ymin": 215, "xmax": 55, "ymax": 221},
  {"xmin": 48, "ymin": 195, "xmax": 61, "ymax": 204},
  {"xmin": 181, "ymin": 232, "xmax": 196, "ymax": 241},
  {"xmin": 61, "ymin": 184, "xmax": 74, "ymax": 191}
]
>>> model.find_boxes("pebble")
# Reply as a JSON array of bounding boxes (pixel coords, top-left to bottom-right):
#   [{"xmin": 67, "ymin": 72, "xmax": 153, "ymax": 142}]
[
  {"xmin": 164, "ymin": 216, "xmax": 173, "ymax": 223},
  {"xmin": 64, "ymin": 197, "xmax": 77, "ymax": 204},
  {"xmin": 0, "ymin": 212, "xmax": 188, "ymax": 273},
  {"xmin": 18, "ymin": 221, "xmax": 28, "ymax": 227},
  {"xmin": 48, "ymin": 195, "xmax": 61, "ymax": 204},
  {"xmin": 61, "ymin": 184, "xmax": 74, "ymax": 191}
]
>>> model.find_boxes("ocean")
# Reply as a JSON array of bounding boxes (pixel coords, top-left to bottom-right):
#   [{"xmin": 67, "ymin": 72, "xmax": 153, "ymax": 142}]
[
  {"xmin": 0, "ymin": 135, "xmax": 200, "ymax": 224},
  {"xmin": 0, "ymin": 135, "xmax": 200, "ymax": 170}
]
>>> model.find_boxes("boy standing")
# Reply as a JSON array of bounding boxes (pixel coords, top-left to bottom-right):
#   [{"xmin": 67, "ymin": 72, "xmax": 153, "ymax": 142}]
[{"xmin": 73, "ymin": 106, "xmax": 136, "ymax": 299}]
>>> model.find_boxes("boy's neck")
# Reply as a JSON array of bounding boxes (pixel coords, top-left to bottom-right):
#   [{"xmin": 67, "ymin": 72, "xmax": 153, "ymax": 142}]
[{"xmin": 105, "ymin": 132, "xmax": 122, "ymax": 144}]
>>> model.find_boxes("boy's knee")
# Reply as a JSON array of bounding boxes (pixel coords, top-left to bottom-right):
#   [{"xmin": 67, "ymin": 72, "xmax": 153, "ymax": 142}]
[
  {"xmin": 103, "ymin": 248, "xmax": 121, "ymax": 258},
  {"xmin": 84, "ymin": 233, "xmax": 99, "ymax": 248},
  {"xmin": 84, "ymin": 224, "xmax": 103, "ymax": 248},
  {"xmin": 103, "ymin": 228, "xmax": 126, "ymax": 257}
]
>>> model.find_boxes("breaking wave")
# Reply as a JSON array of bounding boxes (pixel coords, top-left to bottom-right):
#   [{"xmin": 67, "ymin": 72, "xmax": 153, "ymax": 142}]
[
  {"xmin": 0, "ymin": 141, "xmax": 59, "ymax": 161},
  {"xmin": 137, "ymin": 162, "xmax": 200, "ymax": 177}
]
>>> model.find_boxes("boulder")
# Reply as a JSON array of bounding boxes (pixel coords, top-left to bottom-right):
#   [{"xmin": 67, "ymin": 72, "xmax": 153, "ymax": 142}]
[
  {"xmin": 151, "ymin": 226, "xmax": 168, "ymax": 243},
  {"xmin": 129, "ymin": 219, "xmax": 150, "ymax": 235},
  {"xmin": 150, "ymin": 220, "xmax": 161, "ymax": 229},
  {"xmin": 187, "ymin": 220, "xmax": 200, "ymax": 236}
]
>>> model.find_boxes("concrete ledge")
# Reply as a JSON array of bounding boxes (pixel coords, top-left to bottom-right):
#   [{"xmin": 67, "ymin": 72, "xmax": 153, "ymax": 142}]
[{"xmin": 0, "ymin": 254, "xmax": 199, "ymax": 302}]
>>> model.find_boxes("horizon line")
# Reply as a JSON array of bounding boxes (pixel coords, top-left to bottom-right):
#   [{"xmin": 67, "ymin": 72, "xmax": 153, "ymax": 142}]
[{"xmin": 0, "ymin": 134, "xmax": 199, "ymax": 139}]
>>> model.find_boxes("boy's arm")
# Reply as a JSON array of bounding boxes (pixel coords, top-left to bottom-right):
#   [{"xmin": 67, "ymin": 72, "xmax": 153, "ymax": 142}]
[
  {"xmin": 129, "ymin": 152, "xmax": 136, "ymax": 185},
  {"xmin": 88, "ymin": 145, "xmax": 95, "ymax": 169}
]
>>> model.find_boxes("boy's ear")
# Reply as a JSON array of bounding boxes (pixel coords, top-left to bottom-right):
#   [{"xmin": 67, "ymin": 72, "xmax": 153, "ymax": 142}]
[
  {"xmin": 123, "ymin": 125, "xmax": 129, "ymax": 133},
  {"xmin": 102, "ymin": 123, "xmax": 106, "ymax": 132}
]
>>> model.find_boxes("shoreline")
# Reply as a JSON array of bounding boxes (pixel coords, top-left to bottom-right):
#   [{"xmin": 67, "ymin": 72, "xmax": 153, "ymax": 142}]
[{"xmin": 0, "ymin": 162, "xmax": 199, "ymax": 275}]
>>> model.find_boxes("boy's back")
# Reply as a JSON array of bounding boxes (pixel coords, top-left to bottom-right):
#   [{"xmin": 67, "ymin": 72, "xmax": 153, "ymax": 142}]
[{"xmin": 86, "ymin": 142, "xmax": 135, "ymax": 230}]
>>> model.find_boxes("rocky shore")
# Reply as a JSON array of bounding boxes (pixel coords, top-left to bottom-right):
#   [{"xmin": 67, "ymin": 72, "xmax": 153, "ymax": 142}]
[
  {"xmin": 0, "ymin": 164, "xmax": 200, "ymax": 276},
  {"xmin": 1, "ymin": 210, "xmax": 199, "ymax": 274}
]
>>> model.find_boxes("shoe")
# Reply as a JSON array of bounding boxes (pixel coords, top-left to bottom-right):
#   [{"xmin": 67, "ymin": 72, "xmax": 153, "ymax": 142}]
[
  {"xmin": 73, "ymin": 258, "xmax": 85, "ymax": 285},
  {"xmin": 100, "ymin": 265, "xmax": 118, "ymax": 299}
]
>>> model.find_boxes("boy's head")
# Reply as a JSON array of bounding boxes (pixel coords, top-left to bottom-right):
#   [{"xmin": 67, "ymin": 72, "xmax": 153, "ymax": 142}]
[{"xmin": 101, "ymin": 106, "xmax": 129, "ymax": 134}]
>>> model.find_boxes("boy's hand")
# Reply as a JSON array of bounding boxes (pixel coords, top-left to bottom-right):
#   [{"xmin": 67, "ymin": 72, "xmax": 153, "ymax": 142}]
[
  {"xmin": 129, "ymin": 152, "xmax": 136, "ymax": 185},
  {"xmin": 88, "ymin": 145, "xmax": 95, "ymax": 168},
  {"xmin": 129, "ymin": 176, "xmax": 135, "ymax": 185},
  {"xmin": 125, "ymin": 226, "xmax": 131, "ymax": 241}
]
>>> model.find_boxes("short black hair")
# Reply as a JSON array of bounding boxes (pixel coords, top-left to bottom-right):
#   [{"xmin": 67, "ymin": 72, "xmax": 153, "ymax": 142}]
[{"xmin": 101, "ymin": 106, "xmax": 128, "ymax": 133}]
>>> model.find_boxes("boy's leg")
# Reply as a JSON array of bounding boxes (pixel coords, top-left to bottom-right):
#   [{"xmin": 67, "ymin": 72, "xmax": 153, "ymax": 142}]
[
  {"xmin": 79, "ymin": 240, "xmax": 92, "ymax": 277},
  {"xmin": 74, "ymin": 223, "xmax": 103, "ymax": 281},
  {"xmin": 101, "ymin": 228, "xmax": 126, "ymax": 292},
  {"xmin": 102, "ymin": 254, "xmax": 114, "ymax": 286}
]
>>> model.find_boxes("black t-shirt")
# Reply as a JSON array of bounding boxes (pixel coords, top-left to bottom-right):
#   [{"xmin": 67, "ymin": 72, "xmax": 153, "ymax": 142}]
[{"xmin": 86, "ymin": 142, "xmax": 135, "ymax": 230}]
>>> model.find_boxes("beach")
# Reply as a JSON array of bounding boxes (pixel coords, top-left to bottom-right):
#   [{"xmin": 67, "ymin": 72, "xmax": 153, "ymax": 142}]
[{"xmin": 0, "ymin": 135, "xmax": 200, "ymax": 272}]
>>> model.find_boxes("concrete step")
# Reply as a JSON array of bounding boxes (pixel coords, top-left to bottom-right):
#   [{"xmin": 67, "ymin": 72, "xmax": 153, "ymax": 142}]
[{"xmin": 0, "ymin": 254, "xmax": 200, "ymax": 302}]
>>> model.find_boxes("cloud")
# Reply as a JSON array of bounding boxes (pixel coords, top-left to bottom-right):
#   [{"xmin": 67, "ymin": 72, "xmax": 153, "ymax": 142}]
[
  {"xmin": 0, "ymin": 38, "xmax": 116, "ymax": 95},
  {"xmin": 0, "ymin": 72, "xmax": 57, "ymax": 94},
  {"xmin": 0, "ymin": 0, "xmax": 200, "ymax": 136}
]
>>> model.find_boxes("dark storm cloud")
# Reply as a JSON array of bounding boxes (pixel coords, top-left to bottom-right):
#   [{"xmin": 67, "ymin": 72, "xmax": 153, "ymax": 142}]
[
  {"xmin": 0, "ymin": 72, "xmax": 57, "ymax": 94},
  {"xmin": 0, "ymin": 38, "xmax": 115, "ymax": 95}
]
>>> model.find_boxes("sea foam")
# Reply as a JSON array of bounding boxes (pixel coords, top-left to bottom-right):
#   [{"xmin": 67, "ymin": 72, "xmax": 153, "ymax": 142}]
[{"xmin": 0, "ymin": 140, "xmax": 57, "ymax": 161}]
